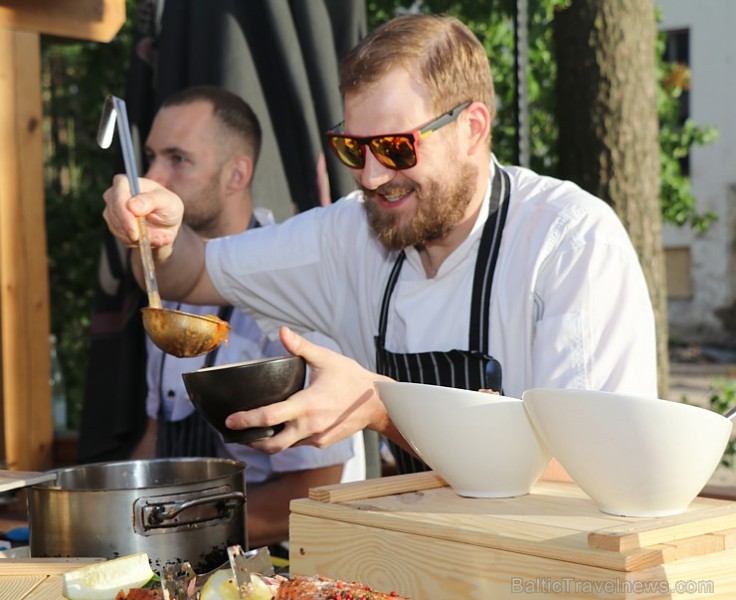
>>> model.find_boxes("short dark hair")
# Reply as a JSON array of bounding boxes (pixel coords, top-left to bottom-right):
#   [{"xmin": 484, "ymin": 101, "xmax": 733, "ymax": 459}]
[{"xmin": 160, "ymin": 86, "xmax": 262, "ymax": 164}]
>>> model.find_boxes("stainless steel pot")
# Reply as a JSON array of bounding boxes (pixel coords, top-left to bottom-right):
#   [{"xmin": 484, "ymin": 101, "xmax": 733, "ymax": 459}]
[{"xmin": 28, "ymin": 458, "xmax": 246, "ymax": 572}]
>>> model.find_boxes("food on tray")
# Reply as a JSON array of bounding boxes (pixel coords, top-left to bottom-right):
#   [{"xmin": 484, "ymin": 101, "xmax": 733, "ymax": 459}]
[
  {"xmin": 123, "ymin": 574, "xmax": 407, "ymax": 599},
  {"xmin": 478, "ymin": 388, "xmax": 500, "ymax": 394},
  {"xmin": 70, "ymin": 546, "xmax": 407, "ymax": 600},
  {"xmin": 62, "ymin": 552, "xmax": 155, "ymax": 600},
  {"xmin": 275, "ymin": 575, "xmax": 407, "ymax": 599},
  {"xmin": 200, "ymin": 569, "xmax": 279, "ymax": 600},
  {"xmin": 115, "ymin": 590, "xmax": 162, "ymax": 599}
]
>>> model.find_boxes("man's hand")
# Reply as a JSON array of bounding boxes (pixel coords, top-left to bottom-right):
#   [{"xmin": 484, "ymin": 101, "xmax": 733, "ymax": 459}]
[
  {"xmin": 225, "ymin": 326, "xmax": 393, "ymax": 453},
  {"xmin": 102, "ymin": 174, "xmax": 184, "ymax": 253}
]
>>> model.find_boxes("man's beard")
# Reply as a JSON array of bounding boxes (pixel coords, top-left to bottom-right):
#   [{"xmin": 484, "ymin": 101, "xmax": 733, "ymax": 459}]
[
  {"xmin": 362, "ymin": 162, "xmax": 478, "ymax": 251},
  {"xmin": 181, "ymin": 173, "xmax": 222, "ymax": 238}
]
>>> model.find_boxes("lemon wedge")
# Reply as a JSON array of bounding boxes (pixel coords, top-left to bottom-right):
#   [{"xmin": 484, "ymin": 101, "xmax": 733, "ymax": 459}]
[
  {"xmin": 62, "ymin": 552, "xmax": 155, "ymax": 600},
  {"xmin": 200, "ymin": 569, "xmax": 274, "ymax": 600}
]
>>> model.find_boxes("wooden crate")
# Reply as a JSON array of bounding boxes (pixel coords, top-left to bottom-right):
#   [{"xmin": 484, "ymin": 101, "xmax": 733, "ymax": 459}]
[{"xmin": 289, "ymin": 472, "xmax": 736, "ymax": 599}]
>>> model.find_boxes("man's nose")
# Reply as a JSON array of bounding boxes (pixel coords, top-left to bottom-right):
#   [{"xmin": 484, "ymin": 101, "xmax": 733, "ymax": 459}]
[
  {"xmin": 143, "ymin": 160, "xmax": 168, "ymax": 186},
  {"xmin": 357, "ymin": 150, "xmax": 394, "ymax": 190}
]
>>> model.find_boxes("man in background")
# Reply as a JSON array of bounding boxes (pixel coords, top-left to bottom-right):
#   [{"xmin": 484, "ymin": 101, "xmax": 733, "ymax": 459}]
[{"xmin": 128, "ymin": 86, "xmax": 361, "ymax": 549}]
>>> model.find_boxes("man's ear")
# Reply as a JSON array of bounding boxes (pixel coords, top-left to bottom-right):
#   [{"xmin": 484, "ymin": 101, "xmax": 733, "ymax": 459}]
[
  {"xmin": 225, "ymin": 154, "xmax": 254, "ymax": 191},
  {"xmin": 464, "ymin": 101, "xmax": 491, "ymax": 157}
]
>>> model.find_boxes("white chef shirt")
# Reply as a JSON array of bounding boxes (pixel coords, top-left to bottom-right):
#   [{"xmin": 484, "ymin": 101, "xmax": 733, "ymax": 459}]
[{"xmin": 206, "ymin": 158, "xmax": 658, "ymax": 400}]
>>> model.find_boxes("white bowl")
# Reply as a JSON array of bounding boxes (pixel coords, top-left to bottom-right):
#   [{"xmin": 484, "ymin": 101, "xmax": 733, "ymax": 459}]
[
  {"xmin": 375, "ymin": 381, "xmax": 551, "ymax": 498},
  {"xmin": 522, "ymin": 388, "xmax": 733, "ymax": 517}
]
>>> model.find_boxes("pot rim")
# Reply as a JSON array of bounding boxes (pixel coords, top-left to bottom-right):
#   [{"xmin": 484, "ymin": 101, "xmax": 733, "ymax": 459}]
[{"xmin": 31, "ymin": 457, "xmax": 246, "ymax": 492}]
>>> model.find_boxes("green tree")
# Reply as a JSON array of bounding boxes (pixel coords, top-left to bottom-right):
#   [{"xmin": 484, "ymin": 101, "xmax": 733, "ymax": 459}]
[{"xmin": 42, "ymin": 4, "xmax": 135, "ymax": 430}]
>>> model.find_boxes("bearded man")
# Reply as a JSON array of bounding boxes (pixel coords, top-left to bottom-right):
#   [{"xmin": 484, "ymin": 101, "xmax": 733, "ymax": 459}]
[{"xmin": 102, "ymin": 15, "xmax": 657, "ymax": 478}]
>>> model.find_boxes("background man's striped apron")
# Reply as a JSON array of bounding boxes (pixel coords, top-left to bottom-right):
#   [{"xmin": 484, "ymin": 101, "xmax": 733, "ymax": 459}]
[
  {"xmin": 155, "ymin": 215, "xmax": 262, "ymax": 458},
  {"xmin": 156, "ymin": 304, "xmax": 233, "ymax": 458}
]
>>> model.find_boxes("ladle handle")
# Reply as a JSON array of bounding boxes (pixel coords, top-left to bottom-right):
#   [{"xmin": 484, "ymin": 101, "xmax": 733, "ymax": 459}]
[
  {"xmin": 112, "ymin": 97, "xmax": 162, "ymax": 309},
  {"xmin": 137, "ymin": 217, "xmax": 162, "ymax": 308}
]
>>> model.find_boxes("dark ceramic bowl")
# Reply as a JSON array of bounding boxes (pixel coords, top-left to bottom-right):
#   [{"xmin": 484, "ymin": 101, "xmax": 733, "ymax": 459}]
[{"xmin": 182, "ymin": 355, "xmax": 306, "ymax": 443}]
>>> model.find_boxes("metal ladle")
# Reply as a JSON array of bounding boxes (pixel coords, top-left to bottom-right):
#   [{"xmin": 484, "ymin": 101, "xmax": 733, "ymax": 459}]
[{"xmin": 97, "ymin": 95, "xmax": 229, "ymax": 358}]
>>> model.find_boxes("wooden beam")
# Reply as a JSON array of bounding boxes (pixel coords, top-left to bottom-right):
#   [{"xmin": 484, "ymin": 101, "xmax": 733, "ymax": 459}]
[
  {"xmin": 0, "ymin": 0, "xmax": 125, "ymax": 43},
  {"xmin": 0, "ymin": 27, "xmax": 54, "ymax": 471}
]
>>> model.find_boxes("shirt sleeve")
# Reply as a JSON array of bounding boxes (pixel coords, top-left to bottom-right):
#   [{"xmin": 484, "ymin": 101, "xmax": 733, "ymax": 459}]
[{"xmin": 529, "ymin": 196, "xmax": 658, "ymax": 396}]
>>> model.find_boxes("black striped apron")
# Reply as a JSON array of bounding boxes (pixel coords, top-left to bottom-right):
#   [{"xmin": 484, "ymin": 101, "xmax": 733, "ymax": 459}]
[
  {"xmin": 374, "ymin": 165, "xmax": 511, "ymax": 474},
  {"xmin": 156, "ymin": 304, "xmax": 234, "ymax": 458}
]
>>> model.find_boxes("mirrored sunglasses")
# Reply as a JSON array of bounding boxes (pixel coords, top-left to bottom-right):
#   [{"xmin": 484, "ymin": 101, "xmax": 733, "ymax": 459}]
[{"xmin": 326, "ymin": 100, "xmax": 472, "ymax": 170}]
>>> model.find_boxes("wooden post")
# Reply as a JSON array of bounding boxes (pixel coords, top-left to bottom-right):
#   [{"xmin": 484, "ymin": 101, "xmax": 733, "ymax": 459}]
[
  {"xmin": 0, "ymin": 0, "xmax": 124, "ymax": 471},
  {"xmin": 0, "ymin": 28, "xmax": 52, "ymax": 471}
]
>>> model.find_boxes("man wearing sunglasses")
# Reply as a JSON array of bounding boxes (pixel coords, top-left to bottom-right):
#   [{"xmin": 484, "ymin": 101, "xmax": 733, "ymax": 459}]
[{"xmin": 102, "ymin": 14, "xmax": 657, "ymax": 476}]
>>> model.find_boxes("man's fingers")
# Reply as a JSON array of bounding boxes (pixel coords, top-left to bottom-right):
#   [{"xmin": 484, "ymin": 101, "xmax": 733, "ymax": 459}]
[
  {"xmin": 225, "ymin": 390, "xmax": 306, "ymax": 431},
  {"xmin": 279, "ymin": 326, "xmax": 328, "ymax": 367}
]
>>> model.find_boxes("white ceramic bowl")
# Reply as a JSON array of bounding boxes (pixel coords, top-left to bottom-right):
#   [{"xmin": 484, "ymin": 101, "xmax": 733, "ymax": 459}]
[
  {"xmin": 522, "ymin": 388, "xmax": 733, "ymax": 517},
  {"xmin": 375, "ymin": 381, "xmax": 551, "ymax": 498}
]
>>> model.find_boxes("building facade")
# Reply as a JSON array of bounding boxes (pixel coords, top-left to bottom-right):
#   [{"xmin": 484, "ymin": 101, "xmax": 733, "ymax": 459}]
[{"xmin": 657, "ymin": 0, "xmax": 736, "ymax": 347}]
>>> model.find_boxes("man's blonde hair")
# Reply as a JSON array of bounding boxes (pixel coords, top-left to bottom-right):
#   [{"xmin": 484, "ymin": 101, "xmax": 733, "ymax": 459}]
[{"xmin": 339, "ymin": 14, "xmax": 495, "ymax": 146}]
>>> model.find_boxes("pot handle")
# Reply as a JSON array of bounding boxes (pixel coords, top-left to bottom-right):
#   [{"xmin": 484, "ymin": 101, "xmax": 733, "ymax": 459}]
[{"xmin": 146, "ymin": 490, "xmax": 245, "ymax": 527}]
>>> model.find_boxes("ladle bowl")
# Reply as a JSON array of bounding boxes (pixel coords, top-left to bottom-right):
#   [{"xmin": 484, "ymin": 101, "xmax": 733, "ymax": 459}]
[
  {"xmin": 98, "ymin": 94, "xmax": 231, "ymax": 359},
  {"xmin": 142, "ymin": 307, "xmax": 230, "ymax": 358}
]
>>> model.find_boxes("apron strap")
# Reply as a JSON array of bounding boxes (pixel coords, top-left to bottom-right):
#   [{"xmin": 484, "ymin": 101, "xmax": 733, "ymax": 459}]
[
  {"xmin": 374, "ymin": 250, "xmax": 406, "ymax": 367},
  {"xmin": 469, "ymin": 166, "xmax": 511, "ymax": 353}
]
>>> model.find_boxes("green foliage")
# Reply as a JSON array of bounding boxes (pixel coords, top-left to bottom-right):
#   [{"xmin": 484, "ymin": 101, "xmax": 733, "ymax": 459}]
[
  {"xmin": 655, "ymin": 30, "xmax": 719, "ymax": 232},
  {"xmin": 42, "ymin": 8, "xmax": 135, "ymax": 430}
]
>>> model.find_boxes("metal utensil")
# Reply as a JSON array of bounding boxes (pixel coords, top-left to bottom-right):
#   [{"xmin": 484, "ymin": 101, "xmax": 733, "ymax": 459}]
[
  {"xmin": 228, "ymin": 545, "xmax": 274, "ymax": 598},
  {"xmin": 723, "ymin": 405, "xmax": 736, "ymax": 423},
  {"xmin": 97, "ymin": 95, "xmax": 229, "ymax": 358}
]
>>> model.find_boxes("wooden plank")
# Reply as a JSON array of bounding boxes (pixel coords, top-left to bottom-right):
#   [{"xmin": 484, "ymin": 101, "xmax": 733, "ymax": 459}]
[
  {"xmin": 308, "ymin": 471, "xmax": 446, "ymax": 503},
  {"xmin": 0, "ymin": 28, "xmax": 54, "ymax": 472},
  {"xmin": 0, "ymin": 575, "xmax": 44, "ymax": 600},
  {"xmin": 0, "ymin": 0, "xmax": 125, "ymax": 43},
  {"xmin": 712, "ymin": 527, "xmax": 736, "ymax": 548},
  {"xmin": 653, "ymin": 533, "xmax": 726, "ymax": 564},
  {"xmin": 294, "ymin": 475, "xmax": 736, "ymax": 572},
  {"xmin": 0, "ymin": 557, "xmax": 103, "ymax": 575},
  {"xmin": 290, "ymin": 513, "xmax": 736, "ymax": 599},
  {"xmin": 587, "ymin": 500, "xmax": 736, "ymax": 552},
  {"xmin": 0, "ymin": 558, "xmax": 102, "ymax": 600},
  {"xmin": 0, "ymin": 469, "xmax": 55, "ymax": 492},
  {"xmin": 293, "ymin": 487, "xmax": 667, "ymax": 572}
]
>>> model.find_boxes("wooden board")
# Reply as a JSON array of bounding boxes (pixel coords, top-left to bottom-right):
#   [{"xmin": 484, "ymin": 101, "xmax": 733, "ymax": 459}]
[
  {"xmin": 291, "ymin": 474, "xmax": 736, "ymax": 598},
  {"xmin": 0, "ymin": 558, "xmax": 103, "ymax": 600},
  {"xmin": 290, "ymin": 514, "xmax": 736, "ymax": 599},
  {"xmin": 295, "ymin": 473, "xmax": 736, "ymax": 572},
  {"xmin": 0, "ymin": 0, "xmax": 125, "ymax": 43},
  {"xmin": 0, "ymin": 469, "xmax": 56, "ymax": 493}
]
